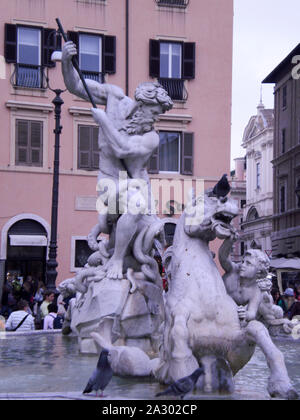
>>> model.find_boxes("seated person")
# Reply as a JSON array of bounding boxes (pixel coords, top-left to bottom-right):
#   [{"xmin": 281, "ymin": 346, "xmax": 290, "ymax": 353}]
[{"xmin": 282, "ymin": 288, "xmax": 300, "ymax": 320}]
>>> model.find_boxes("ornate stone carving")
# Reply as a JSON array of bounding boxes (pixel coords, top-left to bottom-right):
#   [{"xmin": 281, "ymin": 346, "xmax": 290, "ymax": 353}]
[
  {"xmin": 60, "ymin": 40, "xmax": 173, "ymax": 355},
  {"xmin": 155, "ymin": 190, "xmax": 298, "ymax": 399}
]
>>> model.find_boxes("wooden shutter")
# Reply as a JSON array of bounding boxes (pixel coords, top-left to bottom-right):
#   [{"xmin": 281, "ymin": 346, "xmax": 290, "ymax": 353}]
[
  {"xmin": 78, "ymin": 126, "xmax": 91, "ymax": 169},
  {"xmin": 16, "ymin": 120, "xmax": 29, "ymax": 165},
  {"xmin": 92, "ymin": 127, "xmax": 100, "ymax": 169},
  {"xmin": 182, "ymin": 42, "xmax": 195, "ymax": 80},
  {"xmin": 149, "ymin": 39, "xmax": 160, "ymax": 78},
  {"xmin": 30, "ymin": 121, "xmax": 43, "ymax": 166},
  {"xmin": 16, "ymin": 120, "xmax": 43, "ymax": 166},
  {"xmin": 148, "ymin": 147, "xmax": 159, "ymax": 174},
  {"xmin": 103, "ymin": 35, "xmax": 116, "ymax": 74},
  {"xmin": 4, "ymin": 23, "xmax": 17, "ymax": 63},
  {"xmin": 42, "ymin": 28, "xmax": 60, "ymax": 68},
  {"xmin": 180, "ymin": 132, "xmax": 194, "ymax": 175}
]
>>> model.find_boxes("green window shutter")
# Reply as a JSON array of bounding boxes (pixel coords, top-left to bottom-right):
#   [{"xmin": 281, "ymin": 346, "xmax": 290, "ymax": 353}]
[
  {"xmin": 149, "ymin": 39, "xmax": 160, "ymax": 78},
  {"xmin": 103, "ymin": 35, "xmax": 116, "ymax": 74},
  {"xmin": 182, "ymin": 42, "xmax": 195, "ymax": 80},
  {"xmin": 5, "ymin": 23, "xmax": 17, "ymax": 63},
  {"xmin": 180, "ymin": 132, "xmax": 194, "ymax": 175}
]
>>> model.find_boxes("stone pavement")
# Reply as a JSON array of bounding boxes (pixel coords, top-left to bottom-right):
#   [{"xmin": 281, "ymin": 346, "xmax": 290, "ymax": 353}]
[{"xmin": 0, "ymin": 392, "xmax": 130, "ymax": 400}]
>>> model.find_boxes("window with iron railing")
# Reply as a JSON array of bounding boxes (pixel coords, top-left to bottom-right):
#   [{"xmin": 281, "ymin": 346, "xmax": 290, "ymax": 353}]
[
  {"xmin": 158, "ymin": 78, "xmax": 188, "ymax": 101},
  {"xmin": 149, "ymin": 39, "xmax": 195, "ymax": 101},
  {"xmin": 67, "ymin": 31, "xmax": 116, "ymax": 82},
  {"xmin": 156, "ymin": 0, "xmax": 189, "ymax": 8},
  {"xmin": 11, "ymin": 63, "xmax": 47, "ymax": 89},
  {"xmin": 5, "ymin": 24, "xmax": 58, "ymax": 89},
  {"xmin": 79, "ymin": 34, "xmax": 104, "ymax": 83}
]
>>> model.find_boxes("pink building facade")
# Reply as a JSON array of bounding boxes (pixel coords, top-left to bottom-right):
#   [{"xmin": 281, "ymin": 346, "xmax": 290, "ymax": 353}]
[{"xmin": 0, "ymin": 0, "xmax": 233, "ymax": 294}]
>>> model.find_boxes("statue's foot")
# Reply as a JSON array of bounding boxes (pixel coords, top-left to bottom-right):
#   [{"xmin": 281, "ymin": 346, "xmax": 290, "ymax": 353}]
[
  {"xmin": 268, "ymin": 378, "xmax": 299, "ymax": 400},
  {"xmin": 105, "ymin": 259, "xmax": 124, "ymax": 280}
]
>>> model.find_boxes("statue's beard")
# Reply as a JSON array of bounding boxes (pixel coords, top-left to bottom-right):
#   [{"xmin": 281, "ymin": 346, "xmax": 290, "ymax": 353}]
[{"xmin": 125, "ymin": 110, "xmax": 156, "ymax": 135}]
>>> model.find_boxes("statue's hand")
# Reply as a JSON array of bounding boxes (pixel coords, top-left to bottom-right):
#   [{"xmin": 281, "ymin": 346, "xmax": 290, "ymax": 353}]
[
  {"xmin": 62, "ymin": 41, "xmax": 77, "ymax": 62},
  {"xmin": 91, "ymin": 108, "xmax": 106, "ymax": 124},
  {"xmin": 237, "ymin": 305, "xmax": 247, "ymax": 321}
]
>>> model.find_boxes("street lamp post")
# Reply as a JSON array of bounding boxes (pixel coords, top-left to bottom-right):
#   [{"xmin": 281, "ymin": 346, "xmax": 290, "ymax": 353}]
[{"xmin": 45, "ymin": 86, "xmax": 65, "ymax": 293}]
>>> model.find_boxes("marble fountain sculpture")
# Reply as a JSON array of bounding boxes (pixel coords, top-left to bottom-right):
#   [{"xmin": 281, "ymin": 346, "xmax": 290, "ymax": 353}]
[{"xmin": 58, "ymin": 41, "xmax": 299, "ymax": 399}]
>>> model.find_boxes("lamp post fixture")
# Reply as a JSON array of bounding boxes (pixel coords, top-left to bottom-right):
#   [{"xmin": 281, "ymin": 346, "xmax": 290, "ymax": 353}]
[{"xmin": 45, "ymin": 85, "xmax": 65, "ymax": 293}]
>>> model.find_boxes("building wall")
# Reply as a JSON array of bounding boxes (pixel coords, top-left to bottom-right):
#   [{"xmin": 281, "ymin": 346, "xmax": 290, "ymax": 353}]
[
  {"xmin": 0, "ymin": 0, "xmax": 234, "ymax": 288},
  {"xmin": 272, "ymin": 72, "xmax": 300, "ymax": 257},
  {"xmin": 241, "ymin": 104, "xmax": 274, "ymax": 255}
]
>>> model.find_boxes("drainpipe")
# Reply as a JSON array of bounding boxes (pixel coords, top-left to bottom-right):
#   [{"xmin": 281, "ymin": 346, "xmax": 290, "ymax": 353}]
[{"xmin": 126, "ymin": 0, "xmax": 129, "ymax": 96}]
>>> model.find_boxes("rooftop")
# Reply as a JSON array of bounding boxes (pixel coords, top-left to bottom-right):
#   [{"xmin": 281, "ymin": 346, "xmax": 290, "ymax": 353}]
[{"xmin": 262, "ymin": 43, "xmax": 300, "ymax": 84}]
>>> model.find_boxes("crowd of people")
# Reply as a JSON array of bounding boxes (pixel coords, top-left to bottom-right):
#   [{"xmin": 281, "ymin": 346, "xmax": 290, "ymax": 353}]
[
  {"xmin": 272, "ymin": 284, "xmax": 300, "ymax": 320},
  {"xmin": 1, "ymin": 270, "xmax": 300, "ymax": 333},
  {"xmin": 0, "ymin": 275, "xmax": 71, "ymax": 332}
]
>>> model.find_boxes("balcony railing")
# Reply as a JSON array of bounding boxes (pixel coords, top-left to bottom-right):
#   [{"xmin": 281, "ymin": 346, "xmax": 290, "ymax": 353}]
[
  {"xmin": 11, "ymin": 64, "xmax": 47, "ymax": 89},
  {"xmin": 82, "ymin": 70, "xmax": 105, "ymax": 84},
  {"xmin": 158, "ymin": 78, "xmax": 188, "ymax": 101},
  {"xmin": 156, "ymin": 0, "xmax": 189, "ymax": 8}
]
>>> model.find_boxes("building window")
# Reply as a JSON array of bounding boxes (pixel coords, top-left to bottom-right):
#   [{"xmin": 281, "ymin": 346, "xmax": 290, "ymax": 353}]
[
  {"xmin": 148, "ymin": 131, "xmax": 194, "ymax": 175},
  {"xmin": 280, "ymin": 185, "xmax": 286, "ymax": 213},
  {"xmin": 159, "ymin": 42, "xmax": 185, "ymax": 101},
  {"xmin": 156, "ymin": 0, "xmax": 189, "ymax": 7},
  {"xmin": 78, "ymin": 125, "xmax": 100, "ymax": 170},
  {"xmin": 247, "ymin": 207, "xmax": 259, "ymax": 222},
  {"xmin": 160, "ymin": 42, "xmax": 182, "ymax": 79},
  {"xmin": 67, "ymin": 31, "xmax": 116, "ymax": 80},
  {"xmin": 159, "ymin": 131, "xmax": 180, "ymax": 173},
  {"xmin": 17, "ymin": 27, "xmax": 41, "ymax": 88},
  {"xmin": 281, "ymin": 129, "xmax": 286, "ymax": 154},
  {"xmin": 241, "ymin": 200, "xmax": 246, "ymax": 209},
  {"xmin": 15, "ymin": 120, "xmax": 43, "ymax": 166},
  {"xmin": 282, "ymin": 85, "xmax": 287, "ymax": 109},
  {"xmin": 5, "ymin": 24, "xmax": 58, "ymax": 88},
  {"xmin": 256, "ymin": 162, "xmax": 261, "ymax": 189},
  {"xmin": 75, "ymin": 240, "xmax": 94, "ymax": 268},
  {"xmin": 149, "ymin": 39, "xmax": 195, "ymax": 100},
  {"xmin": 79, "ymin": 34, "xmax": 102, "ymax": 82}
]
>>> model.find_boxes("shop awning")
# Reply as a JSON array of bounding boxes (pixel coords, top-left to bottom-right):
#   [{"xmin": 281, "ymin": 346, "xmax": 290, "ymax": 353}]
[
  {"xmin": 270, "ymin": 258, "xmax": 300, "ymax": 270},
  {"xmin": 9, "ymin": 235, "xmax": 48, "ymax": 247}
]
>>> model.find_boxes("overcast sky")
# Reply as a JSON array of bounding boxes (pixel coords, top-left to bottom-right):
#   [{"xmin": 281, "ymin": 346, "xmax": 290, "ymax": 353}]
[{"xmin": 231, "ymin": 0, "xmax": 300, "ymax": 167}]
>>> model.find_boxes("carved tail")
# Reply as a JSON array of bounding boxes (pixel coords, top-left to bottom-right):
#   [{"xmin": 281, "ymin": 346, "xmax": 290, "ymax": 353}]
[{"xmin": 133, "ymin": 221, "xmax": 164, "ymax": 283}]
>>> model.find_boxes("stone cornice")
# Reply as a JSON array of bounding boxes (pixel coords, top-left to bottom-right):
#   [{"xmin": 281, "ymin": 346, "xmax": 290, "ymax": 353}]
[{"xmin": 6, "ymin": 100, "xmax": 53, "ymax": 113}]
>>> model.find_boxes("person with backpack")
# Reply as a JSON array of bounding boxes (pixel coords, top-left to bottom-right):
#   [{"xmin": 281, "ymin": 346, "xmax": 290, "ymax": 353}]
[
  {"xmin": 5, "ymin": 300, "xmax": 35, "ymax": 332},
  {"xmin": 43, "ymin": 303, "xmax": 64, "ymax": 330}
]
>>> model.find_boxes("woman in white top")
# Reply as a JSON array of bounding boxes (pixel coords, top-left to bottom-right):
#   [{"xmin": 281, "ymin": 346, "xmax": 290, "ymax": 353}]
[{"xmin": 5, "ymin": 300, "xmax": 35, "ymax": 332}]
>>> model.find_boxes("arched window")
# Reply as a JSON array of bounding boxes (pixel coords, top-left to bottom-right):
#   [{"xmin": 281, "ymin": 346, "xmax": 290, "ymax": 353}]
[{"xmin": 247, "ymin": 207, "xmax": 259, "ymax": 222}]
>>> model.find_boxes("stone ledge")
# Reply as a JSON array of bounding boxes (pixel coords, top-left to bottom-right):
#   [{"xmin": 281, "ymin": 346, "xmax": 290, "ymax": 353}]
[{"xmin": 0, "ymin": 330, "xmax": 62, "ymax": 339}]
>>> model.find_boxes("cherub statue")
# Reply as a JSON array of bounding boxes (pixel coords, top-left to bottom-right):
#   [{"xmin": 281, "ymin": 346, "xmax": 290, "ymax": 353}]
[
  {"xmin": 219, "ymin": 235, "xmax": 295, "ymax": 334},
  {"xmin": 219, "ymin": 235, "xmax": 270, "ymax": 323}
]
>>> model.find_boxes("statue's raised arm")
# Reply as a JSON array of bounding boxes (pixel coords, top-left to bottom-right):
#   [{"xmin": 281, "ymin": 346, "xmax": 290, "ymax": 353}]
[{"xmin": 61, "ymin": 41, "xmax": 125, "ymax": 106}]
